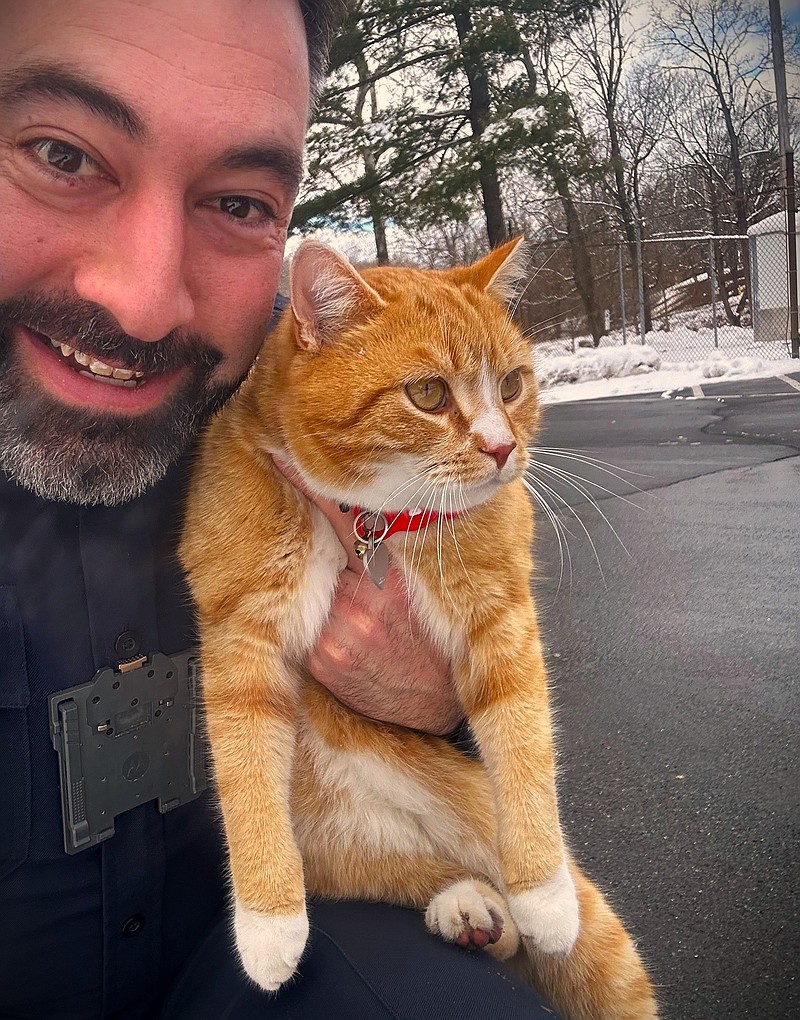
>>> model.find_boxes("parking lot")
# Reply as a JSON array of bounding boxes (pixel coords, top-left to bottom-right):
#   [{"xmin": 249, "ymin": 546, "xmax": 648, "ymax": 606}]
[{"xmin": 532, "ymin": 376, "xmax": 799, "ymax": 1020}]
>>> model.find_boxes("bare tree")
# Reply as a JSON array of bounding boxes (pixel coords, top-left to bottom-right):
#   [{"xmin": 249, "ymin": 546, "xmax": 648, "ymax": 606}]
[
  {"xmin": 651, "ymin": 0, "xmax": 779, "ymax": 320},
  {"xmin": 519, "ymin": 14, "xmax": 607, "ymax": 344}
]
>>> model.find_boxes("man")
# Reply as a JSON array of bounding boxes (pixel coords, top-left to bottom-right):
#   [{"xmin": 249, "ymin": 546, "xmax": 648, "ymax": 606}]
[{"xmin": 0, "ymin": 2, "xmax": 557, "ymax": 1017}]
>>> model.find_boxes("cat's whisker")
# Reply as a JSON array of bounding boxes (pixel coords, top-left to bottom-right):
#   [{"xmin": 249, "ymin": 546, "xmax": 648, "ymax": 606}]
[
  {"xmin": 391, "ymin": 474, "xmax": 439, "ymax": 627},
  {"xmin": 434, "ymin": 480, "xmax": 462, "ymax": 619},
  {"xmin": 526, "ymin": 462, "xmax": 632, "ymax": 558},
  {"xmin": 368, "ymin": 467, "xmax": 433, "ymax": 517},
  {"xmin": 521, "ymin": 294, "xmax": 592, "ymax": 338},
  {"xmin": 407, "ymin": 478, "xmax": 439, "ymax": 607},
  {"xmin": 522, "ymin": 473, "xmax": 607, "ymax": 589},
  {"xmin": 527, "ymin": 465, "xmax": 627, "ymax": 569},
  {"xmin": 445, "ymin": 479, "xmax": 476, "ymax": 597},
  {"xmin": 398, "ymin": 479, "xmax": 428, "ymax": 583},
  {"xmin": 521, "ymin": 476, "xmax": 573, "ymax": 598},
  {"xmin": 528, "ymin": 446, "xmax": 652, "ymax": 486},
  {"xmin": 434, "ymin": 485, "xmax": 448, "ymax": 603},
  {"xmin": 406, "ymin": 490, "xmax": 429, "ymax": 597},
  {"xmin": 508, "ymin": 240, "xmax": 566, "ymax": 320},
  {"xmin": 354, "ymin": 472, "xmax": 430, "ymax": 594},
  {"xmin": 527, "ymin": 459, "xmax": 644, "ymax": 516},
  {"xmin": 521, "ymin": 306, "xmax": 582, "ymax": 339},
  {"xmin": 349, "ymin": 469, "xmax": 436, "ymax": 608},
  {"xmin": 455, "ymin": 480, "xmax": 481, "ymax": 543}
]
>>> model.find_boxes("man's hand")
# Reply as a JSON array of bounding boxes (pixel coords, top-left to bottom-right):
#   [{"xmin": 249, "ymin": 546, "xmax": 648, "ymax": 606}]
[{"xmin": 273, "ymin": 458, "xmax": 463, "ymax": 735}]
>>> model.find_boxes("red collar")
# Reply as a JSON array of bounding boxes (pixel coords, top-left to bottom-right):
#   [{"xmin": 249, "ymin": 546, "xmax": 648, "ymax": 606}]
[{"xmin": 352, "ymin": 506, "xmax": 458, "ymax": 540}]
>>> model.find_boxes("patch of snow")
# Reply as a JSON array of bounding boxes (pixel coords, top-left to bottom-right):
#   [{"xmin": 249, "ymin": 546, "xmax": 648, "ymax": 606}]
[
  {"xmin": 535, "ymin": 344, "xmax": 798, "ymax": 405},
  {"xmin": 533, "ymin": 308, "xmax": 796, "ymax": 404},
  {"xmin": 534, "ymin": 345, "xmax": 662, "ymax": 389},
  {"xmin": 510, "ymin": 106, "xmax": 546, "ymax": 130}
]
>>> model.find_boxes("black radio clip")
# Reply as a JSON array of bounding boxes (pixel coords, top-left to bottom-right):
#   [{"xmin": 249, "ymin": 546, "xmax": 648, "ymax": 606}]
[{"xmin": 48, "ymin": 650, "xmax": 207, "ymax": 854}]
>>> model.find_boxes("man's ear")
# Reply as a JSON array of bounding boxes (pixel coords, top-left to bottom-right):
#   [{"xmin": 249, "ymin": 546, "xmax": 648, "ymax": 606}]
[
  {"xmin": 460, "ymin": 236, "xmax": 529, "ymax": 304},
  {"xmin": 289, "ymin": 240, "xmax": 386, "ymax": 351}
]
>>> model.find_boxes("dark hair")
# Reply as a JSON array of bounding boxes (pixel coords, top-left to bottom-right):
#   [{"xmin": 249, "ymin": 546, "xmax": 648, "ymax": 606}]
[{"xmin": 298, "ymin": 0, "xmax": 348, "ymax": 108}]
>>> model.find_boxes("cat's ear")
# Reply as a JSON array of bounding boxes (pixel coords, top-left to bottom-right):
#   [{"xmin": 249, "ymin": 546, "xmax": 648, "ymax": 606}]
[
  {"xmin": 289, "ymin": 241, "xmax": 386, "ymax": 350},
  {"xmin": 466, "ymin": 236, "xmax": 529, "ymax": 304}
]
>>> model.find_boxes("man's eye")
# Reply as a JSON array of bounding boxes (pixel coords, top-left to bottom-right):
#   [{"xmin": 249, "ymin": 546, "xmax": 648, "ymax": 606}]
[
  {"xmin": 29, "ymin": 139, "xmax": 96, "ymax": 176},
  {"xmin": 217, "ymin": 195, "xmax": 274, "ymax": 225}
]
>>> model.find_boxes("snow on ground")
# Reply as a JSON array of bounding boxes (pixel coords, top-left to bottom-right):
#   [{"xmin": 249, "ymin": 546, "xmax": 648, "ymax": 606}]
[{"xmin": 534, "ymin": 323, "xmax": 798, "ymax": 404}]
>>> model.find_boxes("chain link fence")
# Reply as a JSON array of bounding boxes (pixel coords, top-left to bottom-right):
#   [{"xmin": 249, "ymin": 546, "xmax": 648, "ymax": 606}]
[{"xmin": 517, "ymin": 225, "xmax": 796, "ymax": 363}]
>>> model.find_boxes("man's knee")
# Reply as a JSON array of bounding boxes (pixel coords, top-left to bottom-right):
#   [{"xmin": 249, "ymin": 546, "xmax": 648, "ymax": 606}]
[{"xmin": 162, "ymin": 901, "xmax": 558, "ymax": 1020}]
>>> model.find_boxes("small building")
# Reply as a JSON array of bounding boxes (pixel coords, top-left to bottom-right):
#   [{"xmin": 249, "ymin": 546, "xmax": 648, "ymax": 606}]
[{"xmin": 748, "ymin": 211, "xmax": 798, "ymax": 344}]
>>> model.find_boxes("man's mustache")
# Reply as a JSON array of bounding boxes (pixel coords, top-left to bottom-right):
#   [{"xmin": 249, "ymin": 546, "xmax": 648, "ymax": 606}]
[{"xmin": 0, "ymin": 292, "xmax": 223, "ymax": 375}]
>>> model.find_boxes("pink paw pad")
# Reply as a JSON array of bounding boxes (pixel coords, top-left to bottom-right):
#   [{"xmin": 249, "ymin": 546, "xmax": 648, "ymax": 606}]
[{"xmin": 455, "ymin": 915, "xmax": 504, "ymax": 950}]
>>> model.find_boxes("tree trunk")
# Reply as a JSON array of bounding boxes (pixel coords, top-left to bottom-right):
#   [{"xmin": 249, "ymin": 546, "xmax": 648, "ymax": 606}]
[
  {"xmin": 707, "ymin": 167, "xmax": 740, "ymax": 326},
  {"xmin": 364, "ymin": 149, "xmax": 389, "ymax": 264},
  {"xmin": 354, "ymin": 48, "xmax": 390, "ymax": 264},
  {"xmin": 453, "ymin": 6, "xmax": 507, "ymax": 248},
  {"xmin": 503, "ymin": 15, "xmax": 602, "ymax": 338},
  {"xmin": 551, "ymin": 164, "xmax": 604, "ymax": 345},
  {"xmin": 714, "ymin": 83, "xmax": 752, "ymax": 313}
]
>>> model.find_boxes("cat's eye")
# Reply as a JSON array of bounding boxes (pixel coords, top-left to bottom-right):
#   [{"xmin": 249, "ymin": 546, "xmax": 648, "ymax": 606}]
[
  {"xmin": 406, "ymin": 378, "xmax": 447, "ymax": 412},
  {"xmin": 500, "ymin": 369, "xmax": 522, "ymax": 402}
]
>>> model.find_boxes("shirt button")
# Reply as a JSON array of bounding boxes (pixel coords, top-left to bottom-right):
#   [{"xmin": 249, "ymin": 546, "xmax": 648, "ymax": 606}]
[
  {"xmin": 121, "ymin": 914, "xmax": 145, "ymax": 937},
  {"xmin": 115, "ymin": 630, "xmax": 142, "ymax": 657}
]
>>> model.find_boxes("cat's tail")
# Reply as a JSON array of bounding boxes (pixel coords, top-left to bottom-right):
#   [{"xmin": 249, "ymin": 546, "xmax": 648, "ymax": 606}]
[{"xmin": 511, "ymin": 858, "xmax": 659, "ymax": 1020}]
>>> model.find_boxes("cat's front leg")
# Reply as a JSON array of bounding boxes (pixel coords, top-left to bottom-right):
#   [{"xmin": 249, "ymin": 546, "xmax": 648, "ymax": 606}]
[
  {"xmin": 459, "ymin": 612, "xmax": 579, "ymax": 957},
  {"xmin": 506, "ymin": 860, "xmax": 579, "ymax": 956},
  {"xmin": 202, "ymin": 639, "xmax": 309, "ymax": 991},
  {"xmin": 234, "ymin": 903, "xmax": 309, "ymax": 992}
]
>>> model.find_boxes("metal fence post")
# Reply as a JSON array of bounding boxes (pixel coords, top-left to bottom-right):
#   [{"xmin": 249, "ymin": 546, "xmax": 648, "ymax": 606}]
[
  {"xmin": 618, "ymin": 243, "xmax": 627, "ymax": 345},
  {"xmin": 708, "ymin": 236, "xmax": 719, "ymax": 349},
  {"xmin": 786, "ymin": 150, "xmax": 800, "ymax": 358},
  {"xmin": 635, "ymin": 223, "xmax": 646, "ymax": 344}
]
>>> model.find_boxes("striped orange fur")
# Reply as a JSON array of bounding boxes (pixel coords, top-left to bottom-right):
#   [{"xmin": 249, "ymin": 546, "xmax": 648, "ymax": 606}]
[{"xmin": 179, "ymin": 238, "xmax": 658, "ymax": 1017}]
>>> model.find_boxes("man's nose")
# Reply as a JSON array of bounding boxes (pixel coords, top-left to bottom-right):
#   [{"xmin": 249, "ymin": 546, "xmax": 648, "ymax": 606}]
[{"xmin": 73, "ymin": 194, "xmax": 195, "ymax": 341}]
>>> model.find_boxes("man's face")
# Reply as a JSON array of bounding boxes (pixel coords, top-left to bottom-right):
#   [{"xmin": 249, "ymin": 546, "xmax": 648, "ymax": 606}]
[{"xmin": 0, "ymin": 0, "xmax": 309, "ymax": 504}]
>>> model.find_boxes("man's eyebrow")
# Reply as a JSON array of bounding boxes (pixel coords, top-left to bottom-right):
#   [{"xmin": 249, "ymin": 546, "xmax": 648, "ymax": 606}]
[
  {"xmin": 0, "ymin": 62, "xmax": 146, "ymax": 139},
  {"xmin": 213, "ymin": 144, "xmax": 305, "ymax": 196}
]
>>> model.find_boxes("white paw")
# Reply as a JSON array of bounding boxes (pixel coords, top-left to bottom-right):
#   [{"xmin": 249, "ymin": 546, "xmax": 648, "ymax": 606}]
[
  {"xmin": 233, "ymin": 901, "xmax": 309, "ymax": 992},
  {"xmin": 507, "ymin": 860, "xmax": 580, "ymax": 956},
  {"xmin": 425, "ymin": 879, "xmax": 520, "ymax": 960}
]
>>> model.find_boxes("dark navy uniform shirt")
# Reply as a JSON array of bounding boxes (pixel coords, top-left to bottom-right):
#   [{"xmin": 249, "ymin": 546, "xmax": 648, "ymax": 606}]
[
  {"xmin": 0, "ymin": 453, "xmax": 227, "ymax": 1019},
  {"xmin": 0, "ymin": 298, "xmax": 293, "ymax": 1020}
]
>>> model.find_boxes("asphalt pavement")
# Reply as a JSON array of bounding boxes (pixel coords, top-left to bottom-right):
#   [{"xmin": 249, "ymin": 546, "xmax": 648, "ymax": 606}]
[{"xmin": 530, "ymin": 373, "xmax": 799, "ymax": 1020}]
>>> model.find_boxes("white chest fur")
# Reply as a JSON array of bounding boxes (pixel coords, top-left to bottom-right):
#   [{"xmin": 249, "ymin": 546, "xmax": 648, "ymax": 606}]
[{"xmin": 281, "ymin": 505, "xmax": 347, "ymax": 658}]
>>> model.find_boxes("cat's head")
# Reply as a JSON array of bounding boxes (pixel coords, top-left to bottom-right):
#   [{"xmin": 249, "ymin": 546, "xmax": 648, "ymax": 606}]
[{"xmin": 275, "ymin": 238, "xmax": 539, "ymax": 515}]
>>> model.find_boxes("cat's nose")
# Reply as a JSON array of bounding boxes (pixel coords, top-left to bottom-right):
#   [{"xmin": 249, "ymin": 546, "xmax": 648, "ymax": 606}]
[{"xmin": 482, "ymin": 440, "xmax": 517, "ymax": 470}]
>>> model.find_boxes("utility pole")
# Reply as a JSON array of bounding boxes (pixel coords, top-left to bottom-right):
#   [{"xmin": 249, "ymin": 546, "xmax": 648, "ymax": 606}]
[{"xmin": 769, "ymin": 0, "xmax": 799, "ymax": 358}]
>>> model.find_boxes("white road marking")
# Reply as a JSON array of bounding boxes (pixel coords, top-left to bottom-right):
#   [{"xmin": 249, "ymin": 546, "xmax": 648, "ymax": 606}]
[
  {"xmin": 776, "ymin": 374, "xmax": 800, "ymax": 392},
  {"xmin": 692, "ymin": 384, "xmax": 704, "ymax": 398}
]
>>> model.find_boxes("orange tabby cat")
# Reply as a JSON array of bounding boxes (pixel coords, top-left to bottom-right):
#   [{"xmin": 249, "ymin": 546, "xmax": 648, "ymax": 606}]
[{"xmin": 179, "ymin": 238, "xmax": 658, "ymax": 1020}]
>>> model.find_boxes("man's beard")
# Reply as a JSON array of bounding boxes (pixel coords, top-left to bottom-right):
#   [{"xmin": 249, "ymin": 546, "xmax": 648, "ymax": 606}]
[{"xmin": 0, "ymin": 293, "xmax": 253, "ymax": 506}]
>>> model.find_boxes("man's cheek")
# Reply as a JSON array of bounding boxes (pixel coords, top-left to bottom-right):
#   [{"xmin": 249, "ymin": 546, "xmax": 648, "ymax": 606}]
[
  {"xmin": 0, "ymin": 204, "xmax": 77, "ymax": 299},
  {"xmin": 212, "ymin": 294, "xmax": 281, "ymax": 363}
]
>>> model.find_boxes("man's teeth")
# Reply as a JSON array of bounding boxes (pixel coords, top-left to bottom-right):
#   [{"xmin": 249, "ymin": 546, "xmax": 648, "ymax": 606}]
[{"xmin": 49, "ymin": 338, "xmax": 144, "ymax": 382}]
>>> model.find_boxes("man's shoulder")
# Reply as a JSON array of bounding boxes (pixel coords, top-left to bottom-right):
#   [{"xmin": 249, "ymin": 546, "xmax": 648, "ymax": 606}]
[{"xmin": 267, "ymin": 293, "xmax": 289, "ymax": 332}]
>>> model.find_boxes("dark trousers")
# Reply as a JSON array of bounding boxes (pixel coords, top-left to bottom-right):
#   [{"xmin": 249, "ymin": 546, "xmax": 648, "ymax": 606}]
[{"xmin": 161, "ymin": 901, "xmax": 558, "ymax": 1020}]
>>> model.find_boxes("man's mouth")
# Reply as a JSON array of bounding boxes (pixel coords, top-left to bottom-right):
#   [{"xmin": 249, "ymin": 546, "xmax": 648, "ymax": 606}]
[{"xmin": 29, "ymin": 328, "xmax": 147, "ymax": 388}]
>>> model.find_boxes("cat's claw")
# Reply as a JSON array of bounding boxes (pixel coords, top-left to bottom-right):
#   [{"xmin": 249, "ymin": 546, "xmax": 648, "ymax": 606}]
[
  {"xmin": 508, "ymin": 860, "xmax": 580, "ymax": 956},
  {"xmin": 233, "ymin": 902, "xmax": 309, "ymax": 991},
  {"xmin": 425, "ymin": 879, "xmax": 520, "ymax": 961}
]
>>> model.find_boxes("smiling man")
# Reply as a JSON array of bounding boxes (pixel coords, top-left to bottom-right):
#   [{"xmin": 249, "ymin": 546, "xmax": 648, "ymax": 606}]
[
  {"xmin": 0, "ymin": 1, "xmax": 307, "ymax": 505},
  {"xmin": 0, "ymin": 2, "xmax": 557, "ymax": 1019}
]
